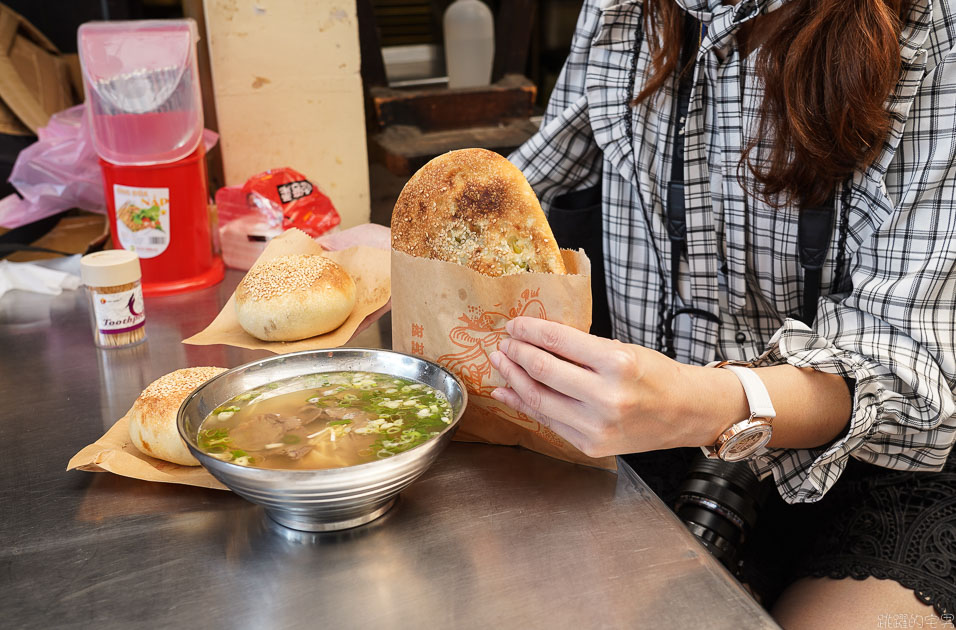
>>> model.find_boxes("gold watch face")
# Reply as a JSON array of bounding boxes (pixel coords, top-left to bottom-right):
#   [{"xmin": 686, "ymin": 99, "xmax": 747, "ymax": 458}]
[{"xmin": 719, "ymin": 425, "xmax": 772, "ymax": 462}]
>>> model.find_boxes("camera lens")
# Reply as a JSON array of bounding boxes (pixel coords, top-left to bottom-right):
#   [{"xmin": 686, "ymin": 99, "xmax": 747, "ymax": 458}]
[{"xmin": 673, "ymin": 456, "xmax": 768, "ymax": 570}]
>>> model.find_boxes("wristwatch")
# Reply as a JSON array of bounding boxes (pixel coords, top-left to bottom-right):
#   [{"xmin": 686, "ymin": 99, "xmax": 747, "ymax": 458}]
[{"xmin": 702, "ymin": 360, "xmax": 776, "ymax": 462}]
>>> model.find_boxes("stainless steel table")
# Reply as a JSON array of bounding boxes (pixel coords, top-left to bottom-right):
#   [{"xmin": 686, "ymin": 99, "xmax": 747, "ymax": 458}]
[{"xmin": 0, "ymin": 265, "xmax": 778, "ymax": 629}]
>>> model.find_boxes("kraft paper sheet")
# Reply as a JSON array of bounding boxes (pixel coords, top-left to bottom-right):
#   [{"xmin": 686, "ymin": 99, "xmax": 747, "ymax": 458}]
[
  {"xmin": 183, "ymin": 228, "xmax": 390, "ymax": 353},
  {"xmin": 67, "ymin": 410, "xmax": 226, "ymax": 490}
]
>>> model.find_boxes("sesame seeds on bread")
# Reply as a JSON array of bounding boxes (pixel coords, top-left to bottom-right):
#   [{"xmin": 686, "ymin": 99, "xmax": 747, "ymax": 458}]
[
  {"xmin": 128, "ymin": 367, "xmax": 227, "ymax": 466},
  {"xmin": 234, "ymin": 254, "xmax": 357, "ymax": 342},
  {"xmin": 391, "ymin": 148, "xmax": 566, "ymax": 276}
]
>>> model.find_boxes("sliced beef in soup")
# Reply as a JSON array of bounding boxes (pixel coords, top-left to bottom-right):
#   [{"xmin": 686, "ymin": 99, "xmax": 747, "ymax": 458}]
[
  {"xmin": 275, "ymin": 444, "xmax": 313, "ymax": 460},
  {"xmin": 293, "ymin": 405, "xmax": 324, "ymax": 424},
  {"xmin": 229, "ymin": 413, "xmax": 304, "ymax": 450}
]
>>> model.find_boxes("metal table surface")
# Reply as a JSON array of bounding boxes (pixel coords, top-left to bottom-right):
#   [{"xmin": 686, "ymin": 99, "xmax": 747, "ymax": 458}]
[{"xmin": 0, "ymin": 265, "xmax": 778, "ymax": 629}]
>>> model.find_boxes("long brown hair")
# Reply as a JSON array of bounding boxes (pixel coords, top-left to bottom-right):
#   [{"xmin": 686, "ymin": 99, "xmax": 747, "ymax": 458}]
[{"xmin": 634, "ymin": 0, "xmax": 909, "ymax": 207}]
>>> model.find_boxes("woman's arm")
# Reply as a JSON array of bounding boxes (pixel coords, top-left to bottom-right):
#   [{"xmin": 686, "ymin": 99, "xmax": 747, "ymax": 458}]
[
  {"xmin": 490, "ymin": 316, "xmax": 851, "ymax": 458},
  {"xmin": 744, "ymin": 364, "xmax": 850, "ymax": 449}
]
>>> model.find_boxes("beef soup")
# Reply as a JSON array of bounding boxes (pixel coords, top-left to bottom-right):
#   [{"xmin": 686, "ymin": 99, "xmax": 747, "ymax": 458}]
[{"xmin": 196, "ymin": 371, "xmax": 454, "ymax": 470}]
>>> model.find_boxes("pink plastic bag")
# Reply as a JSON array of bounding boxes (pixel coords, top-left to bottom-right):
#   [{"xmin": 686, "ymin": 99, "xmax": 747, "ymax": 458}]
[
  {"xmin": 0, "ymin": 105, "xmax": 103, "ymax": 229},
  {"xmin": 0, "ymin": 105, "xmax": 219, "ymax": 229}
]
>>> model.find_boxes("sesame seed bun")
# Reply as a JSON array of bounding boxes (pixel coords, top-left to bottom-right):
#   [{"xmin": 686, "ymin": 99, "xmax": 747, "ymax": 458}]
[
  {"xmin": 391, "ymin": 148, "xmax": 566, "ymax": 276},
  {"xmin": 234, "ymin": 254, "xmax": 357, "ymax": 341},
  {"xmin": 128, "ymin": 367, "xmax": 227, "ymax": 466}
]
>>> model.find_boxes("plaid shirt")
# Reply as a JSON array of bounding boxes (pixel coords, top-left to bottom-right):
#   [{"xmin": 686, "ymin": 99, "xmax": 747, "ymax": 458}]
[{"xmin": 510, "ymin": 0, "xmax": 956, "ymax": 503}]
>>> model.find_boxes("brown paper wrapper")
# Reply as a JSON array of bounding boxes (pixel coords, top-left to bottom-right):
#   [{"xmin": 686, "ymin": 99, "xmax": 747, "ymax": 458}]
[
  {"xmin": 391, "ymin": 249, "xmax": 617, "ymax": 470},
  {"xmin": 183, "ymin": 228, "xmax": 390, "ymax": 353},
  {"xmin": 67, "ymin": 411, "xmax": 227, "ymax": 490}
]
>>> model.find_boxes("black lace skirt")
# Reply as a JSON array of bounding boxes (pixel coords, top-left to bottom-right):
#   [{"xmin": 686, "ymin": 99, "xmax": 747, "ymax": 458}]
[{"xmin": 621, "ymin": 448, "xmax": 956, "ymax": 616}]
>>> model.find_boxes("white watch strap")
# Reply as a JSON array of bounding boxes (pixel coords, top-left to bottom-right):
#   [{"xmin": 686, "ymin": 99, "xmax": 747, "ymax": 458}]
[{"xmin": 722, "ymin": 365, "xmax": 776, "ymax": 419}]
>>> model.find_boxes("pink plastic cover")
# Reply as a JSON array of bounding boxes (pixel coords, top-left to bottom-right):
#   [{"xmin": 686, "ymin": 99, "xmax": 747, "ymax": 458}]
[{"xmin": 78, "ymin": 19, "xmax": 203, "ymax": 165}]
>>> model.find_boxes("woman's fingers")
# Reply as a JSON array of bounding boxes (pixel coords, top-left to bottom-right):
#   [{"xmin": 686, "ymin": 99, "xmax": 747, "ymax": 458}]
[
  {"xmin": 505, "ymin": 316, "xmax": 614, "ymax": 369},
  {"xmin": 490, "ymin": 386, "xmax": 593, "ymax": 453},
  {"xmin": 489, "ymin": 348, "xmax": 586, "ymax": 425},
  {"xmin": 495, "ymin": 336, "xmax": 599, "ymax": 402}
]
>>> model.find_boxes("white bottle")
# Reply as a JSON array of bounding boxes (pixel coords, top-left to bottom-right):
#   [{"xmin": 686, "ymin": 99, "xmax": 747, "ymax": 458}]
[{"xmin": 443, "ymin": 0, "xmax": 495, "ymax": 89}]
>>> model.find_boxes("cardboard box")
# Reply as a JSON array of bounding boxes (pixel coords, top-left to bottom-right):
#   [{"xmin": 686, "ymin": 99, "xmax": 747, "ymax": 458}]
[
  {"xmin": 0, "ymin": 3, "xmax": 77, "ymax": 136},
  {"xmin": 202, "ymin": 0, "xmax": 370, "ymax": 228}
]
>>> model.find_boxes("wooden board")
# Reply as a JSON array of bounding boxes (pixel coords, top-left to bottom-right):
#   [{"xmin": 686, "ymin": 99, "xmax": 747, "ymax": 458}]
[
  {"xmin": 370, "ymin": 119, "xmax": 539, "ymax": 176},
  {"xmin": 369, "ymin": 74, "xmax": 535, "ymax": 132}
]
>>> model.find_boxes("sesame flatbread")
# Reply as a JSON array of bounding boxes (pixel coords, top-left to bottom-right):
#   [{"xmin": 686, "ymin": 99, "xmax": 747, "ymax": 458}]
[
  {"xmin": 391, "ymin": 148, "xmax": 566, "ymax": 276},
  {"xmin": 234, "ymin": 254, "xmax": 357, "ymax": 342},
  {"xmin": 128, "ymin": 367, "xmax": 227, "ymax": 465}
]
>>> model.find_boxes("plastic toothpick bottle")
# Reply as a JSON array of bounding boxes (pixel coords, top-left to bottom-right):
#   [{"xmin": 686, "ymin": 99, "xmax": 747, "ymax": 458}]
[
  {"xmin": 81, "ymin": 250, "xmax": 147, "ymax": 349},
  {"xmin": 443, "ymin": 0, "xmax": 495, "ymax": 89}
]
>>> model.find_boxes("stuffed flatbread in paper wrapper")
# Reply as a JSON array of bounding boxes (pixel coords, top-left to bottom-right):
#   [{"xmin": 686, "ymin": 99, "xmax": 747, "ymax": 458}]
[{"xmin": 389, "ymin": 149, "xmax": 616, "ymax": 470}]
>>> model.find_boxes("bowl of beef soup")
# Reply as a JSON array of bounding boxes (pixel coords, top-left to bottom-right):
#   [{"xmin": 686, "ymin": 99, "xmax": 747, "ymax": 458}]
[{"xmin": 178, "ymin": 348, "xmax": 467, "ymax": 531}]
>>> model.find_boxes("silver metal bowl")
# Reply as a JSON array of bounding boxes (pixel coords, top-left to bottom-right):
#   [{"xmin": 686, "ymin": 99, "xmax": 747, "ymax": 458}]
[{"xmin": 178, "ymin": 348, "xmax": 467, "ymax": 532}]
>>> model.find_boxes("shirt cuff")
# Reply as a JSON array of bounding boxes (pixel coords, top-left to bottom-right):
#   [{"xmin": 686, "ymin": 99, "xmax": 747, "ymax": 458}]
[{"xmin": 747, "ymin": 318, "xmax": 889, "ymax": 504}]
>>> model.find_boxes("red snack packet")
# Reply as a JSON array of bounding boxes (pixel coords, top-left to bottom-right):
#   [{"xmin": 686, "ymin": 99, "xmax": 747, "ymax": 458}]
[{"xmin": 241, "ymin": 167, "xmax": 340, "ymax": 238}]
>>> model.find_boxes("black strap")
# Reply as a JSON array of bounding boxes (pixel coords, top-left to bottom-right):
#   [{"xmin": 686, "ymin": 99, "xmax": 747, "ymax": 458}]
[
  {"xmin": 664, "ymin": 16, "xmax": 719, "ymax": 358},
  {"xmin": 665, "ymin": 15, "xmax": 698, "ymax": 298},
  {"xmin": 796, "ymin": 202, "xmax": 834, "ymax": 326}
]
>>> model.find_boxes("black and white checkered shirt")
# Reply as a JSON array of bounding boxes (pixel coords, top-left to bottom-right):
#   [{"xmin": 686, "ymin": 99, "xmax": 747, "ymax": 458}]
[{"xmin": 510, "ymin": 0, "xmax": 956, "ymax": 503}]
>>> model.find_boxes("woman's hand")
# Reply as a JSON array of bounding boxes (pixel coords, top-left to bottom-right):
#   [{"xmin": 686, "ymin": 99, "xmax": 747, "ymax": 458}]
[
  {"xmin": 316, "ymin": 223, "xmax": 392, "ymax": 337},
  {"xmin": 489, "ymin": 316, "xmax": 744, "ymax": 457}
]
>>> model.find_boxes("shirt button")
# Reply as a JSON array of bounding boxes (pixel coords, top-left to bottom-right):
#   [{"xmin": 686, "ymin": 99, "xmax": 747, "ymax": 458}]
[{"xmin": 735, "ymin": 332, "xmax": 747, "ymax": 344}]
